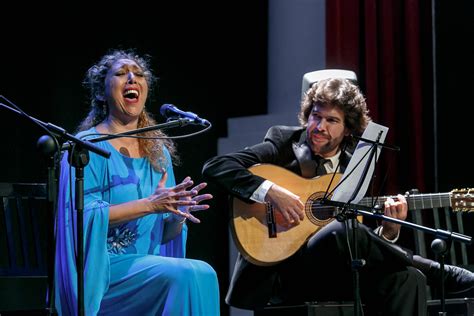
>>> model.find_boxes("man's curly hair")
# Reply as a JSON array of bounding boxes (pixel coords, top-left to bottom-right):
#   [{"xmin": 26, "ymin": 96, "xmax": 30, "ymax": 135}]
[{"xmin": 298, "ymin": 77, "xmax": 371, "ymax": 146}]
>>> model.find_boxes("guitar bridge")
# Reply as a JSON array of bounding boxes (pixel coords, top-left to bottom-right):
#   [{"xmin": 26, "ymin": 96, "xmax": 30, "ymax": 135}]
[{"xmin": 266, "ymin": 203, "xmax": 277, "ymax": 238}]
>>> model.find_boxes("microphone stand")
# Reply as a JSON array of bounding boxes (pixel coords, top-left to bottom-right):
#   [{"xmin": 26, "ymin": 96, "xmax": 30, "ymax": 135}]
[
  {"xmin": 60, "ymin": 118, "xmax": 194, "ymax": 150},
  {"xmin": 320, "ymin": 130, "xmax": 401, "ymax": 316},
  {"xmin": 61, "ymin": 118, "xmax": 195, "ymax": 316},
  {"xmin": 351, "ymin": 204, "xmax": 470, "ymax": 315},
  {"xmin": 1, "ymin": 100, "xmax": 110, "ymax": 316},
  {"xmin": 322, "ymin": 128, "xmax": 471, "ymax": 315},
  {"xmin": 37, "ymin": 135, "xmax": 59, "ymax": 316},
  {"xmin": 322, "ymin": 198, "xmax": 472, "ymax": 316},
  {"xmin": 1, "ymin": 99, "xmax": 196, "ymax": 316},
  {"xmin": 61, "ymin": 118, "xmax": 196, "ymax": 316},
  {"xmin": 431, "ymin": 238, "xmax": 450, "ymax": 315},
  {"xmin": 332, "ymin": 131, "xmax": 383, "ymax": 316},
  {"xmin": 60, "ymin": 118, "xmax": 193, "ymax": 316},
  {"xmin": 323, "ymin": 199, "xmax": 472, "ymax": 245}
]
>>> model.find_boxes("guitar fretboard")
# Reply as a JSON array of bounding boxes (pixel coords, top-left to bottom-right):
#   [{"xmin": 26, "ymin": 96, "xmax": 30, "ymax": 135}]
[{"xmin": 359, "ymin": 193, "xmax": 452, "ymax": 210}]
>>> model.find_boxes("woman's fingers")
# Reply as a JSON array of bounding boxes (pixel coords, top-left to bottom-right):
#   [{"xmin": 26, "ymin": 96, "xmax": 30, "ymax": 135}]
[
  {"xmin": 175, "ymin": 199, "xmax": 197, "ymax": 206},
  {"xmin": 173, "ymin": 178, "xmax": 208, "ymax": 194},
  {"xmin": 192, "ymin": 193, "xmax": 213, "ymax": 203},
  {"xmin": 175, "ymin": 190, "xmax": 197, "ymax": 198},
  {"xmin": 158, "ymin": 171, "xmax": 168, "ymax": 188},
  {"xmin": 191, "ymin": 182, "xmax": 207, "ymax": 193},
  {"xmin": 173, "ymin": 177, "xmax": 193, "ymax": 192},
  {"xmin": 187, "ymin": 204, "xmax": 210, "ymax": 212},
  {"xmin": 170, "ymin": 209, "xmax": 201, "ymax": 224}
]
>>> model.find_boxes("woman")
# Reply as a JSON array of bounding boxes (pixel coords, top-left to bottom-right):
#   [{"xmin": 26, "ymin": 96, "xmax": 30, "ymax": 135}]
[{"xmin": 54, "ymin": 49, "xmax": 219, "ymax": 315}]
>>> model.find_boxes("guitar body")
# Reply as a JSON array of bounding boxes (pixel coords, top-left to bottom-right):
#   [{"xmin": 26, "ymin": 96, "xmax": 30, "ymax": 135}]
[
  {"xmin": 230, "ymin": 164, "xmax": 472, "ymax": 266},
  {"xmin": 231, "ymin": 164, "xmax": 342, "ymax": 266}
]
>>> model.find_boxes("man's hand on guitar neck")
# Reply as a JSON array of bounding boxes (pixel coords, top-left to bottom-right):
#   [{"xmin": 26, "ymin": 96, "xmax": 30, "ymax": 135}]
[
  {"xmin": 380, "ymin": 194, "xmax": 408, "ymax": 240},
  {"xmin": 265, "ymin": 184, "xmax": 305, "ymax": 226}
]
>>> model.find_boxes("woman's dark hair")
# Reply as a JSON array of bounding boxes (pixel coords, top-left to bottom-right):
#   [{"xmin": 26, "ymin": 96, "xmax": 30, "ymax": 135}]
[{"xmin": 78, "ymin": 49, "xmax": 178, "ymax": 169}]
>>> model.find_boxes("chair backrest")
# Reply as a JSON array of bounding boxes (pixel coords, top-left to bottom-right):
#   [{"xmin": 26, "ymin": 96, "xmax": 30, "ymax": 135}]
[
  {"xmin": 409, "ymin": 189, "xmax": 474, "ymax": 268},
  {"xmin": 301, "ymin": 69, "xmax": 358, "ymax": 98},
  {"xmin": 0, "ymin": 182, "xmax": 50, "ymax": 312},
  {"xmin": 409, "ymin": 188, "xmax": 474, "ymax": 300}
]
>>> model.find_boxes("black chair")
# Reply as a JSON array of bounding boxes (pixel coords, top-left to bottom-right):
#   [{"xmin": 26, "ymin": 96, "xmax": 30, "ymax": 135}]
[{"xmin": 0, "ymin": 183, "xmax": 52, "ymax": 315}]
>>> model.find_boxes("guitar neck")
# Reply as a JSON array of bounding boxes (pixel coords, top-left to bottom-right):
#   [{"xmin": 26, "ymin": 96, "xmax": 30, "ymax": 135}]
[{"xmin": 359, "ymin": 192, "xmax": 452, "ymax": 210}]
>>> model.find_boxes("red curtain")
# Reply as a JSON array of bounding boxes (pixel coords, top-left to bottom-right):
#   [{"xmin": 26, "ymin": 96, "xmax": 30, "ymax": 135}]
[{"xmin": 326, "ymin": 0, "xmax": 434, "ymax": 195}]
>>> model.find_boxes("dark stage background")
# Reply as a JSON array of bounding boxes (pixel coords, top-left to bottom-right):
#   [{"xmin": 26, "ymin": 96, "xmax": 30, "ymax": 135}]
[
  {"xmin": 0, "ymin": 2, "xmax": 473, "ymax": 315},
  {"xmin": 1, "ymin": 4, "xmax": 268, "ymax": 314}
]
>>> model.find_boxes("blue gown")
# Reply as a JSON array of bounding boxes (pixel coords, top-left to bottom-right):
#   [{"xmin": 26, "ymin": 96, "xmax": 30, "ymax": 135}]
[{"xmin": 54, "ymin": 127, "xmax": 220, "ymax": 315}]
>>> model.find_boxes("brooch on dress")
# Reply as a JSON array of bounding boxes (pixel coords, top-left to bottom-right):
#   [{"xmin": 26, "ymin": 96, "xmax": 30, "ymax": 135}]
[{"xmin": 107, "ymin": 227, "xmax": 137, "ymax": 254}]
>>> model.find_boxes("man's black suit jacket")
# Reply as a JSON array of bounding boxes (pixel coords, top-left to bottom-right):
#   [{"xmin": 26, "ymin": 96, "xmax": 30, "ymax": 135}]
[{"xmin": 202, "ymin": 125, "xmax": 353, "ymax": 309}]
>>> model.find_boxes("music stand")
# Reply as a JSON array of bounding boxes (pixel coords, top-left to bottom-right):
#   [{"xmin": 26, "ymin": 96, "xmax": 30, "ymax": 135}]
[{"xmin": 321, "ymin": 122, "xmax": 389, "ymax": 316}]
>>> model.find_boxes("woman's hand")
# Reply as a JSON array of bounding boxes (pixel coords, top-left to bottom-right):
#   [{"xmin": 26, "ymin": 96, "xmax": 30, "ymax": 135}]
[
  {"xmin": 148, "ymin": 172, "xmax": 212, "ymax": 223},
  {"xmin": 177, "ymin": 181, "xmax": 213, "ymax": 224}
]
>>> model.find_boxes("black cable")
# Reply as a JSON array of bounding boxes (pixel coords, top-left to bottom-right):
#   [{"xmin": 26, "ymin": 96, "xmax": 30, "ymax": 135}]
[{"xmin": 78, "ymin": 122, "xmax": 212, "ymax": 141}]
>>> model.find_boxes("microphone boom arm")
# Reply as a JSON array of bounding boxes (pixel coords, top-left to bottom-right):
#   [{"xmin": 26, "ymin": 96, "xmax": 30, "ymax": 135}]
[
  {"xmin": 61, "ymin": 118, "xmax": 192, "ymax": 151},
  {"xmin": 320, "ymin": 199, "xmax": 472, "ymax": 244}
]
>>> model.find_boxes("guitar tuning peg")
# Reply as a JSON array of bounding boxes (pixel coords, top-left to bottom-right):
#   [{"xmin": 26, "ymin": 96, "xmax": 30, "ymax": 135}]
[
  {"xmin": 452, "ymin": 188, "xmax": 470, "ymax": 195},
  {"xmin": 451, "ymin": 187, "xmax": 474, "ymax": 212}
]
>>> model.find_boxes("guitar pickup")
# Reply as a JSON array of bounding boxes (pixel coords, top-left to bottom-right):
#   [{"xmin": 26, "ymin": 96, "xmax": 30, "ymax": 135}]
[{"xmin": 266, "ymin": 203, "xmax": 277, "ymax": 238}]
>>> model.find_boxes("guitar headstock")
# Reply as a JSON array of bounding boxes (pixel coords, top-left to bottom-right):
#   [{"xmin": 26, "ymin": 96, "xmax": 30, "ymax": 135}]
[{"xmin": 451, "ymin": 188, "xmax": 474, "ymax": 212}]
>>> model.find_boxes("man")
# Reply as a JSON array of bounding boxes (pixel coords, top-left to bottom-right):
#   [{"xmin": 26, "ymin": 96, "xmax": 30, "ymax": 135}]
[{"xmin": 202, "ymin": 73, "xmax": 474, "ymax": 315}]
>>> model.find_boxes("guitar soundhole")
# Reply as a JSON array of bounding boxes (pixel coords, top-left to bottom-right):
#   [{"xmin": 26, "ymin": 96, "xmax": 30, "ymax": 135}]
[{"xmin": 306, "ymin": 192, "xmax": 336, "ymax": 226}]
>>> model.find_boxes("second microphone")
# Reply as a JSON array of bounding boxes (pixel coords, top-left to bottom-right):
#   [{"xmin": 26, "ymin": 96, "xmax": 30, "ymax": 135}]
[{"xmin": 160, "ymin": 104, "xmax": 210, "ymax": 126}]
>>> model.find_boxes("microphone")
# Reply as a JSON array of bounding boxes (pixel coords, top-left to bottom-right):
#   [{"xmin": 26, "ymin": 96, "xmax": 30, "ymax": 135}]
[{"xmin": 160, "ymin": 104, "xmax": 210, "ymax": 126}]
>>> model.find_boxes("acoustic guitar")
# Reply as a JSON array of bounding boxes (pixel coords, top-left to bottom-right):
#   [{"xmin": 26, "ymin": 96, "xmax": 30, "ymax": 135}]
[{"xmin": 230, "ymin": 164, "xmax": 474, "ymax": 266}]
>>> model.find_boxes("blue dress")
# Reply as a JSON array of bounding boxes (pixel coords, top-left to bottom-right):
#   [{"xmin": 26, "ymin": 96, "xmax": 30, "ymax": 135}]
[{"xmin": 54, "ymin": 127, "xmax": 220, "ymax": 315}]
